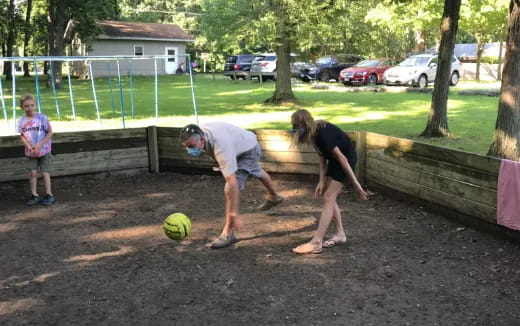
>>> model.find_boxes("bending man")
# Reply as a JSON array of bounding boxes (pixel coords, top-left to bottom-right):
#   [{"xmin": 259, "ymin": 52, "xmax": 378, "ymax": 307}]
[{"xmin": 180, "ymin": 122, "xmax": 283, "ymax": 249}]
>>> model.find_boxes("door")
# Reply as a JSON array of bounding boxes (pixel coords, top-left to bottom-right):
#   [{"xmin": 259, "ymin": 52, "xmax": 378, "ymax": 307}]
[
  {"xmin": 164, "ymin": 47, "xmax": 179, "ymax": 74},
  {"xmin": 427, "ymin": 56, "xmax": 438, "ymax": 81}
]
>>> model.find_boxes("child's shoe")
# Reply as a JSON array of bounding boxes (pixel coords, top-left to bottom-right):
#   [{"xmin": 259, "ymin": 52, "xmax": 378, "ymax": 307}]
[
  {"xmin": 41, "ymin": 194, "xmax": 55, "ymax": 206},
  {"xmin": 26, "ymin": 194, "xmax": 40, "ymax": 206}
]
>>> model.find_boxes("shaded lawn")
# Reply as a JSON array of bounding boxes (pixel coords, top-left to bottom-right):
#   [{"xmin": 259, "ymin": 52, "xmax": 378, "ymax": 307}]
[{"xmin": 1, "ymin": 75, "xmax": 499, "ymax": 154}]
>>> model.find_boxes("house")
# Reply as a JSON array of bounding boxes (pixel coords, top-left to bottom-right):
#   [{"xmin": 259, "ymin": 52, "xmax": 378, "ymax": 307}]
[{"xmin": 67, "ymin": 20, "xmax": 194, "ymax": 77}]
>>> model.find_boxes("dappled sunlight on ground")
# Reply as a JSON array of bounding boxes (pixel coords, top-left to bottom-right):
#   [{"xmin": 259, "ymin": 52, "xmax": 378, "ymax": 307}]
[
  {"xmin": 0, "ymin": 298, "xmax": 44, "ymax": 316},
  {"xmin": 86, "ymin": 224, "xmax": 163, "ymax": 242},
  {"xmin": 65, "ymin": 245, "xmax": 135, "ymax": 263}
]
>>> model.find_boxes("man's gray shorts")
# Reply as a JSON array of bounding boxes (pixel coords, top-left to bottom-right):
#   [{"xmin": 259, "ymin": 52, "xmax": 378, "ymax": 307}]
[{"xmin": 235, "ymin": 143, "xmax": 263, "ymax": 190}]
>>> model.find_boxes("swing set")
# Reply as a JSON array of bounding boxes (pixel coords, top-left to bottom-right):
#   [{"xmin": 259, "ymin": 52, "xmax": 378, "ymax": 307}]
[{"xmin": 0, "ymin": 54, "xmax": 198, "ymax": 134}]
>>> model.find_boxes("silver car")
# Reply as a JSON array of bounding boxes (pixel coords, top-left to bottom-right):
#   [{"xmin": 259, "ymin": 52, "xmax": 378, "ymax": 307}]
[
  {"xmin": 383, "ymin": 54, "xmax": 461, "ymax": 88},
  {"xmin": 250, "ymin": 53, "xmax": 277, "ymax": 80}
]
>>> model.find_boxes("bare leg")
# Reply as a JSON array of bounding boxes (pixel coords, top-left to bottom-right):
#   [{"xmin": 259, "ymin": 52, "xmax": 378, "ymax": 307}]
[
  {"xmin": 312, "ymin": 180, "xmax": 343, "ymax": 243},
  {"xmin": 29, "ymin": 170, "xmax": 38, "ymax": 196},
  {"xmin": 324, "ymin": 202, "xmax": 347, "ymax": 245},
  {"xmin": 292, "ymin": 179, "xmax": 343, "ymax": 253},
  {"xmin": 42, "ymin": 172, "xmax": 52, "ymax": 195},
  {"xmin": 257, "ymin": 169, "xmax": 281, "ymax": 200},
  {"xmin": 222, "ymin": 181, "xmax": 242, "ymax": 236}
]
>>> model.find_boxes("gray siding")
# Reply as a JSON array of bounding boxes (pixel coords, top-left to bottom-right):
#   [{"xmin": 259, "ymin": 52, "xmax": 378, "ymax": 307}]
[{"xmin": 85, "ymin": 40, "xmax": 188, "ymax": 77}]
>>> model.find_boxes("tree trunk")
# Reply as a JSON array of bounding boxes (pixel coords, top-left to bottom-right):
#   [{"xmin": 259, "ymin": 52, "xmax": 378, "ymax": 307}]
[
  {"xmin": 4, "ymin": 0, "xmax": 16, "ymax": 80},
  {"xmin": 497, "ymin": 29, "xmax": 506, "ymax": 81},
  {"xmin": 420, "ymin": 0, "xmax": 461, "ymax": 138},
  {"xmin": 23, "ymin": 0, "xmax": 34, "ymax": 77},
  {"xmin": 414, "ymin": 30, "xmax": 426, "ymax": 53},
  {"xmin": 265, "ymin": 0, "xmax": 296, "ymax": 104},
  {"xmin": 475, "ymin": 38, "xmax": 484, "ymax": 81},
  {"xmin": 488, "ymin": 0, "xmax": 520, "ymax": 160},
  {"xmin": 47, "ymin": 0, "xmax": 66, "ymax": 89}
]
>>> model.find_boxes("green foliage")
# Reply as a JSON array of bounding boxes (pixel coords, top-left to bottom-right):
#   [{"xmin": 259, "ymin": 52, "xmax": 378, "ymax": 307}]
[
  {"xmin": 4, "ymin": 76, "xmax": 497, "ymax": 154},
  {"xmin": 480, "ymin": 55, "xmax": 502, "ymax": 64}
]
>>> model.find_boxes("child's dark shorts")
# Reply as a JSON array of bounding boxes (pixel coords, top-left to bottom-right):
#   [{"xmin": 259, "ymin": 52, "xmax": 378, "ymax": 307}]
[
  {"xmin": 326, "ymin": 159, "xmax": 356, "ymax": 185},
  {"xmin": 26, "ymin": 153, "xmax": 54, "ymax": 173}
]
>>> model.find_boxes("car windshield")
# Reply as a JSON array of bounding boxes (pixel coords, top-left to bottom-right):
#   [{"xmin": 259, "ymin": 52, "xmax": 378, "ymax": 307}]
[
  {"xmin": 316, "ymin": 57, "xmax": 333, "ymax": 65},
  {"xmin": 237, "ymin": 56, "xmax": 254, "ymax": 63},
  {"xmin": 226, "ymin": 56, "xmax": 237, "ymax": 64},
  {"xmin": 354, "ymin": 60, "xmax": 380, "ymax": 68},
  {"xmin": 399, "ymin": 56, "xmax": 431, "ymax": 67}
]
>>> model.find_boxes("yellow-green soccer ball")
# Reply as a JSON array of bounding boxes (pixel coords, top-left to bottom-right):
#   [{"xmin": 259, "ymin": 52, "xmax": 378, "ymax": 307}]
[{"xmin": 163, "ymin": 213, "xmax": 192, "ymax": 240}]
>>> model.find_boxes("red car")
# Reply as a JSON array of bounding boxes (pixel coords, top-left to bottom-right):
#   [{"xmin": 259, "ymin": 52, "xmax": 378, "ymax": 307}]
[{"xmin": 338, "ymin": 59, "xmax": 395, "ymax": 85}]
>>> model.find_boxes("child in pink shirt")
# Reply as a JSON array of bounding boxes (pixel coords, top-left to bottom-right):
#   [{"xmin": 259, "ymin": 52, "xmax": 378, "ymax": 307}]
[{"xmin": 17, "ymin": 94, "xmax": 55, "ymax": 206}]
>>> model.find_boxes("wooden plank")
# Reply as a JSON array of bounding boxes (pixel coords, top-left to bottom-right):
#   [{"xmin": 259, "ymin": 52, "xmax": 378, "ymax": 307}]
[
  {"xmin": 367, "ymin": 149, "xmax": 498, "ymax": 189},
  {"xmin": 157, "ymin": 127, "xmax": 182, "ymax": 138},
  {"xmin": 366, "ymin": 132, "xmax": 501, "ymax": 174},
  {"xmin": 0, "ymin": 147, "xmax": 149, "ymax": 182},
  {"xmin": 159, "ymin": 158, "xmax": 215, "ymax": 170},
  {"xmin": 52, "ymin": 128, "xmax": 147, "ymax": 144},
  {"xmin": 355, "ymin": 131, "xmax": 366, "ymax": 184},
  {"xmin": 0, "ymin": 128, "xmax": 147, "ymax": 148},
  {"xmin": 366, "ymin": 169, "xmax": 496, "ymax": 223},
  {"xmin": 260, "ymin": 161, "xmax": 319, "ymax": 174},
  {"xmin": 147, "ymin": 126, "xmax": 160, "ymax": 173},
  {"xmin": 157, "ymin": 155, "xmax": 319, "ymax": 175},
  {"xmin": 261, "ymin": 150, "xmax": 320, "ymax": 164},
  {"xmin": 0, "ymin": 137, "xmax": 147, "ymax": 159},
  {"xmin": 367, "ymin": 155, "xmax": 497, "ymax": 207},
  {"xmin": 157, "ymin": 147, "xmax": 320, "ymax": 165}
]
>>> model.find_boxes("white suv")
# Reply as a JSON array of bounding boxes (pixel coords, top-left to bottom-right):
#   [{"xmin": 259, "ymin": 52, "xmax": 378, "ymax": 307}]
[
  {"xmin": 250, "ymin": 53, "xmax": 277, "ymax": 80},
  {"xmin": 383, "ymin": 54, "xmax": 461, "ymax": 88}
]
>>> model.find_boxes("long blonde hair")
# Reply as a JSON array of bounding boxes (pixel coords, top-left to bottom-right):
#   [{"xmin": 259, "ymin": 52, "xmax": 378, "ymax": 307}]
[{"xmin": 291, "ymin": 109, "xmax": 326, "ymax": 145}]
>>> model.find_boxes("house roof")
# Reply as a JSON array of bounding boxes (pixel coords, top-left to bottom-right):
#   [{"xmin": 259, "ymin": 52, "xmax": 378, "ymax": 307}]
[{"xmin": 96, "ymin": 20, "xmax": 194, "ymax": 42}]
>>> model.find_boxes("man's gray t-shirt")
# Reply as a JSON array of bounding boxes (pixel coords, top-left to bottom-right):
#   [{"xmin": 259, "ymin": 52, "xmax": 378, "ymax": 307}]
[{"xmin": 201, "ymin": 122, "xmax": 258, "ymax": 177}]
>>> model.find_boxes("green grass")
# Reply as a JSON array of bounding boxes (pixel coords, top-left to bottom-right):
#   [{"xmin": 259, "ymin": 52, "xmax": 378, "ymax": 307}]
[{"xmin": 1, "ymin": 74, "xmax": 500, "ymax": 154}]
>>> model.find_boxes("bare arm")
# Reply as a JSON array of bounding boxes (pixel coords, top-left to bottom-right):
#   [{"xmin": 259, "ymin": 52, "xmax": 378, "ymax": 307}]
[
  {"xmin": 314, "ymin": 155, "xmax": 327, "ymax": 198},
  {"xmin": 34, "ymin": 125, "xmax": 53, "ymax": 153},
  {"xmin": 331, "ymin": 147, "xmax": 368, "ymax": 200}
]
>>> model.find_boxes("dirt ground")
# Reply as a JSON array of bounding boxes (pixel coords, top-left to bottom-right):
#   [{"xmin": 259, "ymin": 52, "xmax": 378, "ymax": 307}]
[{"xmin": 1, "ymin": 171, "xmax": 519, "ymax": 325}]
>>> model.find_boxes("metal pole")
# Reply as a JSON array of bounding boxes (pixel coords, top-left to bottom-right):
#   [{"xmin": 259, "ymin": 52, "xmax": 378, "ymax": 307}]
[
  {"xmin": 116, "ymin": 58, "xmax": 125, "ymax": 128},
  {"xmin": 49, "ymin": 62, "xmax": 61, "ymax": 118},
  {"xmin": 187, "ymin": 54, "xmax": 199, "ymax": 124},
  {"xmin": 88, "ymin": 62, "xmax": 102, "ymax": 127},
  {"xmin": 154, "ymin": 58, "xmax": 158, "ymax": 121},
  {"xmin": 66, "ymin": 61, "xmax": 76, "ymax": 120},
  {"xmin": 107, "ymin": 62, "xmax": 115, "ymax": 113},
  {"xmin": 12, "ymin": 62, "xmax": 16, "ymax": 134},
  {"xmin": 0, "ymin": 75, "xmax": 8, "ymax": 128},
  {"xmin": 33, "ymin": 59, "xmax": 42, "ymax": 113},
  {"xmin": 128, "ymin": 60, "xmax": 135, "ymax": 118}
]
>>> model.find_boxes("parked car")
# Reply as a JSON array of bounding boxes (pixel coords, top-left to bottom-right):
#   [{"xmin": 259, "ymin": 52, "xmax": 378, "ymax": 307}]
[
  {"xmin": 338, "ymin": 59, "xmax": 395, "ymax": 86},
  {"xmin": 299, "ymin": 54, "xmax": 364, "ymax": 82},
  {"xmin": 223, "ymin": 54, "xmax": 256, "ymax": 80},
  {"xmin": 250, "ymin": 53, "xmax": 277, "ymax": 80},
  {"xmin": 250, "ymin": 53, "xmax": 305, "ymax": 80},
  {"xmin": 383, "ymin": 54, "xmax": 461, "ymax": 88}
]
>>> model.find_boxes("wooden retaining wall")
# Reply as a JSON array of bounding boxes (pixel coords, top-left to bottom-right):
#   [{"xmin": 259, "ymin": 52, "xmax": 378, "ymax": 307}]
[
  {"xmin": 0, "ymin": 126, "xmax": 505, "ymax": 228},
  {"xmin": 365, "ymin": 132, "xmax": 500, "ymax": 224},
  {"xmin": 0, "ymin": 128, "xmax": 149, "ymax": 182},
  {"xmin": 154, "ymin": 127, "xmax": 363, "ymax": 177}
]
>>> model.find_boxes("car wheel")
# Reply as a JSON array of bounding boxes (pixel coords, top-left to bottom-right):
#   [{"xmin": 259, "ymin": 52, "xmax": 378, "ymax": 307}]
[
  {"xmin": 449, "ymin": 71, "xmax": 459, "ymax": 86},
  {"xmin": 320, "ymin": 71, "xmax": 330, "ymax": 82},
  {"xmin": 417, "ymin": 74, "xmax": 428, "ymax": 88},
  {"xmin": 368, "ymin": 74, "xmax": 377, "ymax": 85}
]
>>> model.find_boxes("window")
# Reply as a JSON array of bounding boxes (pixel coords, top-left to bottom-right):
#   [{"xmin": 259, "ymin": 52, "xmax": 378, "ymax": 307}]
[{"xmin": 134, "ymin": 45, "xmax": 143, "ymax": 56}]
